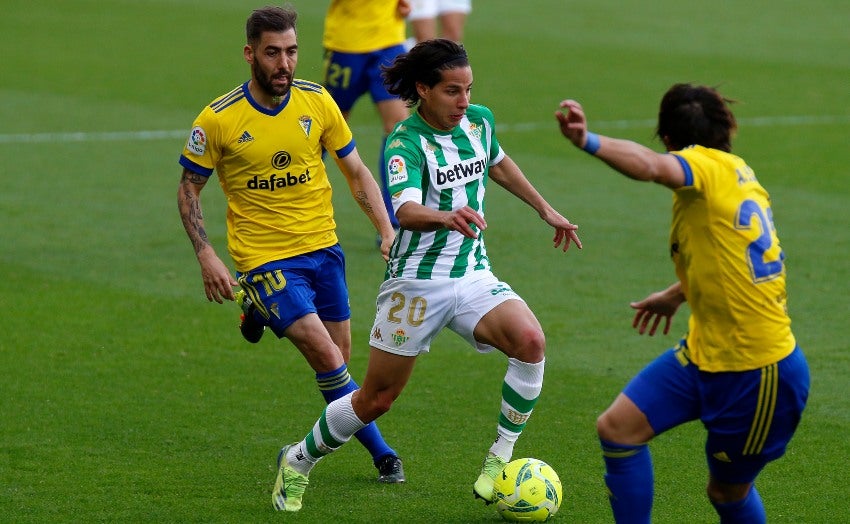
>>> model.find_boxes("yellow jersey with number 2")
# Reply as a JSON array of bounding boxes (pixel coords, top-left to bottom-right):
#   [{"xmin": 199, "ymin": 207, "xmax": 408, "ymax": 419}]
[{"xmin": 670, "ymin": 145, "xmax": 795, "ymax": 372}]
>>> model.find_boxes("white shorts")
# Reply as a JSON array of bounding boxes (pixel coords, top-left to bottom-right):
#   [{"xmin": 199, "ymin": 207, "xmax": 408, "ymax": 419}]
[
  {"xmin": 408, "ymin": 0, "xmax": 472, "ymax": 20},
  {"xmin": 369, "ymin": 270, "xmax": 523, "ymax": 356}
]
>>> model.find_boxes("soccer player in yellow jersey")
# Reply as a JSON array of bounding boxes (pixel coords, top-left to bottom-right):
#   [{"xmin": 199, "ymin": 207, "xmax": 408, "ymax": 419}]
[
  {"xmin": 176, "ymin": 6, "xmax": 405, "ymax": 502},
  {"xmin": 322, "ymin": 0, "xmax": 412, "ymax": 232},
  {"xmin": 556, "ymin": 84, "xmax": 810, "ymax": 523}
]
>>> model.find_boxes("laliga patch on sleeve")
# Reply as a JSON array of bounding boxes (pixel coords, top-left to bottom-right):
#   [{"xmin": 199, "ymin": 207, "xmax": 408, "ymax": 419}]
[
  {"xmin": 388, "ymin": 155, "xmax": 408, "ymax": 185},
  {"xmin": 186, "ymin": 126, "xmax": 207, "ymax": 156}
]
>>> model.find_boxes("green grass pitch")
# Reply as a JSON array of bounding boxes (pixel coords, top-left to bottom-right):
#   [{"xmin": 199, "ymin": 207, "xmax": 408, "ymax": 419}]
[{"xmin": 1, "ymin": 1, "xmax": 848, "ymax": 522}]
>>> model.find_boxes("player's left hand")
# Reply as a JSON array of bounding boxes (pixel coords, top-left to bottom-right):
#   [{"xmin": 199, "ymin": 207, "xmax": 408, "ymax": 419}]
[
  {"xmin": 555, "ymin": 99, "xmax": 589, "ymax": 149},
  {"xmin": 544, "ymin": 210, "xmax": 582, "ymax": 251},
  {"xmin": 379, "ymin": 231, "xmax": 395, "ymax": 262},
  {"xmin": 630, "ymin": 287, "xmax": 683, "ymax": 336}
]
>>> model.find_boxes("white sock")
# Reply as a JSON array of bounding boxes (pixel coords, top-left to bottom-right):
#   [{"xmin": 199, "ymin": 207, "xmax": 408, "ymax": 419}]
[
  {"xmin": 285, "ymin": 392, "xmax": 366, "ymax": 476},
  {"xmin": 490, "ymin": 358, "xmax": 545, "ymax": 460}
]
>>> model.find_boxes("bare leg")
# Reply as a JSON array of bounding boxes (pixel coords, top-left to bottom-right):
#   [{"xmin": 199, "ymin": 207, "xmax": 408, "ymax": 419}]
[
  {"xmin": 439, "ymin": 12, "xmax": 467, "ymax": 42},
  {"xmin": 411, "ymin": 17, "xmax": 438, "ymax": 42},
  {"xmin": 351, "ymin": 347, "xmax": 417, "ymax": 423}
]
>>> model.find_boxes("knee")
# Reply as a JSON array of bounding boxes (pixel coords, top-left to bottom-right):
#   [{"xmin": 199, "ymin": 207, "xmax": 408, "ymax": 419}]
[
  {"xmin": 596, "ymin": 405, "xmax": 653, "ymax": 445},
  {"xmin": 354, "ymin": 389, "xmax": 396, "ymax": 423},
  {"xmin": 516, "ymin": 327, "xmax": 546, "ymax": 363},
  {"xmin": 706, "ymin": 479, "xmax": 751, "ymax": 504},
  {"xmin": 371, "ymin": 390, "xmax": 395, "ymax": 416},
  {"xmin": 596, "ymin": 411, "xmax": 618, "ymax": 441}
]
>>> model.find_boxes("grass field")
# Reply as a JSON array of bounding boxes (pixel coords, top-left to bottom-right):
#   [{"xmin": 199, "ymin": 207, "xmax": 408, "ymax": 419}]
[{"xmin": 2, "ymin": 1, "xmax": 848, "ymax": 522}]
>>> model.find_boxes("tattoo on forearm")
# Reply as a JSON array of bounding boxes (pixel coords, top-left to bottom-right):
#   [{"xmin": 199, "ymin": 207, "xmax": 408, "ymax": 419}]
[
  {"xmin": 355, "ymin": 190, "xmax": 375, "ymax": 216},
  {"xmin": 179, "ymin": 171, "xmax": 211, "ymax": 255}
]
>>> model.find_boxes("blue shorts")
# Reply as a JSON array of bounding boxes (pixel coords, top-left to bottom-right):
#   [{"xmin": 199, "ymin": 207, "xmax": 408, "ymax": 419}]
[
  {"xmin": 623, "ymin": 342, "xmax": 809, "ymax": 484},
  {"xmin": 236, "ymin": 245, "xmax": 350, "ymax": 337},
  {"xmin": 323, "ymin": 46, "xmax": 406, "ymax": 111}
]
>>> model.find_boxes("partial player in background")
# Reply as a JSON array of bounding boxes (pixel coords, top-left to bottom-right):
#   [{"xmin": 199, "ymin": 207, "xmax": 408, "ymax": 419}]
[
  {"xmin": 322, "ymin": 0, "xmax": 411, "ymax": 233},
  {"xmin": 270, "ymin": 38, "xmax": 582, "ymax": 513},
  {"xmin": 175, "ymin": 6, "xmax": 405, "ymax": 506},
  {"xmin": 556, "ymin": 84, "xmax": 810, "ymax": 524},
  {"xmin": 407, "ymin": 0, "xmax": 472, "ymax": 43}
]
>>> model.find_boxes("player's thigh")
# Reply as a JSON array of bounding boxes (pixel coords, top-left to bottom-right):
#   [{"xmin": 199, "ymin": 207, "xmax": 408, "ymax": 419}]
[
  {"xmin": 311, "ymin": 244, "xmax": 351, "ymax": 323},
  {"xmin": 622, "ymin": 344, "xmax": 701, "ymax": 435},
  {"xmin": 448, "ymin": 271, "xmax": 534, "ymax": 354}
]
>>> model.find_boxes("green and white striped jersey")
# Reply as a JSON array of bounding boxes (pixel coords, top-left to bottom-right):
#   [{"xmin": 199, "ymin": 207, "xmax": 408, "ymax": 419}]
[{"xmin": 385, "ymin": 104, "xmax": 505, "ymax": 280}]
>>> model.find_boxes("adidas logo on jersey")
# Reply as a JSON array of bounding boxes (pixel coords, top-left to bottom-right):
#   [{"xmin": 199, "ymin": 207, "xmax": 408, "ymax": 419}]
[{"xmin": 238, "ymin": 130, "xmax": 254, "ymax": 143}]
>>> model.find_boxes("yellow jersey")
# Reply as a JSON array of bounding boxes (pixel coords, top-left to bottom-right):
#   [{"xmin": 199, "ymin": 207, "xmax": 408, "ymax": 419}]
[
  {"xmin": 670, "ymin": 145, "xmax": 795, "ymax": 371},
  {"xmin": 179, "ymin": 80, "xmax": 354, "ymax": 272},
  {"xmin": 323, "ymin": 0, "xmax": 407, "ymax": 53}
]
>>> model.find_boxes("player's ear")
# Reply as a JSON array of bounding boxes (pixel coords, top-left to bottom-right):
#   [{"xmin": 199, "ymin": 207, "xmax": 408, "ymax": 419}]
[
  {"xmin": 415, "ymin": 81, "xmax": 428, "ymax": 101},
  {"xmin": 244, "ymin": 44, "xmax": 254, "ymax": 64}
]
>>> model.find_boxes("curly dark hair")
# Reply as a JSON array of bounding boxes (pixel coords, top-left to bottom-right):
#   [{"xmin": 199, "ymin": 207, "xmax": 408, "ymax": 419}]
[
  {"xmin": 656, "ymin": 83, "xmax": 737, "ymax": 152},
  {"xmin": 381, "ymin": 39, "xmax": 469, "ymax": 107}
]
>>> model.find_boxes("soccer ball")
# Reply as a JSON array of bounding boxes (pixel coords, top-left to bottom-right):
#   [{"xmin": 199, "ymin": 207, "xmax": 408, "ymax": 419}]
[{"xmin": 493, "ymin": 458, "xmax": 563, "ymax": 522}]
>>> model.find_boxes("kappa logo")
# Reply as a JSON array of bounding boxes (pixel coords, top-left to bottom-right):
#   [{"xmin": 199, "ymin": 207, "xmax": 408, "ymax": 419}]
[
  {"xmin": 237, "ymin": 130, "xmax": 254, "ymax": 144},
  {"xmin": 371, "ymin": 327, "xmax": 384, "ymax": 342}
]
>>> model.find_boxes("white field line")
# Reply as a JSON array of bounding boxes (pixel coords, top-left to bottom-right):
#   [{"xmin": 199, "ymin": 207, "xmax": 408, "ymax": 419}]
[{"xmin": 1, "ymin": 115, "xmax": 848, "ymax": 144}]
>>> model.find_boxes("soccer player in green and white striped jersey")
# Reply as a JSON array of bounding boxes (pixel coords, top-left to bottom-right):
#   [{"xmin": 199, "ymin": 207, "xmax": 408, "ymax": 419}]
[{"xmin": 271, "ymin": 39, "xmax": 581, "ymax": 512}]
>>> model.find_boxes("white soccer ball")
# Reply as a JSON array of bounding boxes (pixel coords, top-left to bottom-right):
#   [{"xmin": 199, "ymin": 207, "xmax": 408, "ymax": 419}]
[{"xmin": 493, "ymin": 458, "xmax": 563, "ymax": 522}]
